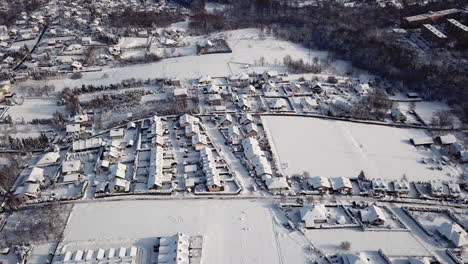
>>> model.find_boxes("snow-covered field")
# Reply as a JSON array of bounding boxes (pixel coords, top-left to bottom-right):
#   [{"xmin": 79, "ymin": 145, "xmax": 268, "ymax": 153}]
[
  {"xmin": 117, "ymin": 37, "xmax": 148, "ymax": 49},
  {"xmin": 40, "ymin": 29, "xmax": 351, "ymax": 90},
  {"xmin": 305, "ymin": 229, "xmax": 430, "ymax": 257},
  {"xmin": 63, "ymin": 199, "xmax": 304, "ymax": 264},
  {"xmin": 8, "ymin": 98, "xmax": 65, "ymax": 122},
  {"xmin": 262, "ymin": 116, "xmax": 457, "ymax": 181}
]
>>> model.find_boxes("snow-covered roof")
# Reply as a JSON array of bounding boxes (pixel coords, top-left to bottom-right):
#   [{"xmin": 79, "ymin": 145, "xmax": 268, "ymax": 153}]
[
  {"xmin": 242, "ymin": 137, "xmax": 262, "ymax": 159},
  {"xmin": 25, "ymin": 167, "xmax": 44, "ymax": 183},
  {"xmin": 269, "ymin": 98, "xmax": 286, "ymax": 109},
  {"xmin": 62, "ymin": 160, "xmax": 82, "ymax": 174},
  {"xmin": 239, "ymin": 113, "xmax": 253, "ymax": 125},
  {"xmin": 341, "ymin": 253, "xmax": 370, "ymax": 264},
  {"xmin": 331, "ymin": 177, "xmax": 352, "ymax": 191},
  {"xmin": 63, "ymin": 173, "xmax": 80, "ymax": 183},
  {"xmin": 300, "ymin": 204, "xmax": 327, "ymax": 227},
  {"xmin": 410, "ymin": 137, "xmax": 433, "ymax": 146},
  {"xmin": 192, "ymin": 133, "xmax": 207, "ymax": 146},
  {"xmin": 360, "ymin": 205, "xmax": 387, "ymax": 224},
  {"xmin": 200, "ymin": 147, "xmax": 221, "ymax": 188},
  {"xmin": 307, "ymin": 176, "xmax": 331, "ymax": 189},
  {"xmin": 66, "ymin": 124, "xmax": 81, "ymax": 133},
  {"xmin": 158, "ymin": 233, "xmax": 190, "ymax": 264},
  {"xmin": 218, "ymin": 113, "xmax": 232, "ymax": 125},
  {"xmin": 109, "ymin": 163, "xmax": 127, "ymax": 180},
  {"xmin": 110, "ymin": 128, "xmax": 124, "ymax": 138},
  {"xmin": 437, "ymin": 134, "xmax": 457, "ymax": 145},
  {"xmin": 73, "ymin": 138, "xmax": 103, "ymax": 151},
  {"xmin": 185, "ymin": 123, "xmax": 200, "ymax": 136},
  {"xmin": 265, "ymin": 177, "xmax": 289, "ymax": 191},
  {"xmin": 438, "ymin": 221, "xmax": 468, "ymax": 247},
  {"xmin": 148, "ymin": 146, "xmax": 164, "ymax": 189},
  {"xmin": 36, "ymin": 152, "xmax": 60, "ymax": 166},
  {"xmin": 241, "ymin": 85, "xmax": 256, "ymax": 94},
  {"xmin": 14, "ymin": 183, "xmax": 39, "ymax": 197},
  {"xmin": 74, "ymin": 114, "xmax": 89, "ymax": 123},
  {"xmin": 179, "ymin": 113, "xmax": 199, "ymax": 126}
]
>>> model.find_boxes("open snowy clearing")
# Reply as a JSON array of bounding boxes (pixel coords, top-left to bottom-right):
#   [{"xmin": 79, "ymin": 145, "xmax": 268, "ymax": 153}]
[
  {"xmin": 63, "ymin": 200, "xmax": 303, "ymax": 264},
  {"xmin": 8, "ymin": 98, "xmax": 65, "ymax": 122},
  {"xmin": 39, "ymin": 29, "xmax": 351, "ymax": 90},
  {"xmin": 262, "ymin": 116, "xmax": 457, "ymax": 182},
  {"xmin": 305, "ymin": 229, "xmax": 430, "ymax": 257}
]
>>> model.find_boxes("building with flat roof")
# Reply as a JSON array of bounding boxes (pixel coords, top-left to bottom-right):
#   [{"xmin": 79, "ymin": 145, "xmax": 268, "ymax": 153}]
[
  {"xmin": 446, "ymin": 19, "xmax": 468, "ymax": 43},
  {"xmin": 422, "ymin": 24, "xmax": 448, "ymax": 45},
  {"xmin": 402, "ymin": 9, "xmax": 461, "ymax": 28}
]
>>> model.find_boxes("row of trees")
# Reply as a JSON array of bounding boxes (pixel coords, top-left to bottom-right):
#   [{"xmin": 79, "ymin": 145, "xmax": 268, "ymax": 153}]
[
  {"xmin": 108, "ymin": 8, "xmax": 185, "ymax": 28},
  {"xmin": 8, "ymin": 132, "xmax": 49, "ymax": 150},
  {"xmin": 283, "ymin": 55, "xmax": 322, "ymax": 74}
]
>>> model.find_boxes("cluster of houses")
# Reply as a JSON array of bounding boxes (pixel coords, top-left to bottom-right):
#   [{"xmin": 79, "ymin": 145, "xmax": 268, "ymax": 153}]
[
  {"xmin": 411, "ymin": 133, "xmax": 468, "ymax": 164},
  {"xmin": 0, "ymin": 0, "xmax": 187, "ymax": 84},
  {"xmin": 56, "ymin": 246, "xmax": 139, "ymax": 264},
  {"xmin": 402, "ymin": 9, "xmax": 467, "ymax": 46}
]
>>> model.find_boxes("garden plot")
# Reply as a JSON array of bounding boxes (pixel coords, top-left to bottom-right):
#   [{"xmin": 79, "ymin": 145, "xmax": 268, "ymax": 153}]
[
  {"xmin": 63, "ymin": 200, "xmax": 297, "ymax": 264},
  {"xmin": 8, "ymin": 98, "xmax": 66, "ymax": 122},
  {"xmin": 305, "ymin": 228, "xmax": 430, "ymax": 257},
  {"xmin": 262, "ymin": 116, "xmax": 457, "ymax": 182}
]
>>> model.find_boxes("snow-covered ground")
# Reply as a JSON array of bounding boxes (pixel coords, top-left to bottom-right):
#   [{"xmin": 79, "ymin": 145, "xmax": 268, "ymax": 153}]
[
  {"xmin": 117, "ymin": 37, "xmax": 149, "ymax": 49},
  {"xmin": 39, "ymin": 29, "xmax": 351, "ymax": 90},
  {"xmin": 262, "ymin": 116, "xmax": 458, "ymax": 181},
  {"xmin": 63, "ymin": 200, "xmax": 303, "ymax": 264},
  {"xmin": 8, "ymin": 98, "xmax": 65, "ymax": 122},
  {"xmin": 305, "ymin": 229, "xmax": 430, "ymax": 257}
]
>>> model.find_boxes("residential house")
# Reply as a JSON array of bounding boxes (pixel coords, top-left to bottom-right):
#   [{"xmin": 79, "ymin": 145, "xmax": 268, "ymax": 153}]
[
  {"xmin": 109, "ymin": 178, "xmax": 128, "ymax": 193},
  {"xmin": 341, "ymin": 253, "xmax": 370, "ymax": 264},
  {"xmin": 66, "ymin": 124, "xmax": 81, "ymax": 134},
  {"xmin": 448, "ymin": 183, "xmax": 461, "ymax": 198},
  {"xmin": 392, "ymin": 179, "xmax": 410, "ymax": 195},
  {"xmin": 25, "ymin": 167, "xmax": 45, "ymax": 184},
  {"xmin": 62, "ymin": 160, "xmax": 82, "ymax": 175},
  {"xmin": 391, "ymin": 107, "xmax": 407, "ymax": 122},
  {"xmin": 307, "ymin": 176, "xmax": 331, "ymax": 193},
  {"xmin": 110, "ymin": 128, "xmax": 124, "ymax": 140},
  {"xmin": 198, "ymin": 75, "xmax": 212, "ymax": 85},
  {"xmin": 218, "ymin": 113, "xmax": 233, "ymax": 127},
  {"xmin": 331, "ymin": 177, "xmax": 353, "ymax": 194},
  {"xmin": 437, "ymin": 222, "xmax": 468, "ymax": 248},
  {"xmin": 360, "ymin": 205, "xmax": 387, "ymax": 225},
  {"xmin": 241, "ymin": 85, "xmax": 256, "ymax": 95},
  {"xmin": 245, "ymin": 122, "xmax": 258, "ymax": 137},
  {"xmin": 179, "ymin": 113, "xmax": 199, "ymax": 128},
  {"xmin": 238, "ymin": 96, "xmax": 251, "ymax": 111},
  {"xmin": 36, "ymin": 152, "xmax": 60, "ymax": 167},
  {"xmin": 208, "ymin": 93, "xmax": 222, "ymax": 106},
  {"xmin": 265, "ymin": 177, "xmax": 290, "ymax": 192},
  {"xmin": 288, "ymin": 82, "xmax": 301, "ymax": 93},
  {"xmin": 239, "ymin": 113, "xmax": 254, "ymax": 126},
  {"xmin": 13, "ymin": 183, "xmax": 40, "ymax": 204},
  {"xmin": 185, "ymin": 123, "xmax": 200, "ymax": 138},
  {"xmin": 371, "ymin": 179, "xmax": 388, "ymax": 194},
  {"xmin": 310, "ymin": 80, "xmax": 323, "ymax": 94},
  {"xmin": 227, "ymin": 125, "xmax": 241, "ymax": 143},
  {"xmin": 263, "ymin": 81, "xmax": 277, "ymax": 93},
  {"xmin": 192, "ymin": 133, "xmax": 207, "ymax": 151},
  {"xmin": 410, "ymin": 137, "xmax": 433, "ymax": 147},
  {"xmin": 300, "ymin": 204, "xmax": 328, "ymax": 228},
  {"xmin": 430, "ymin": 181, "xmax": 445, "ymax": 197},
  {"xmin": 269, "ymin": 99, "xmax": 287, "ymax": 111},
  {"xmin": 301, "ymin": 97, "xmax": 319, "ymax": 112},
  {"xmin": 436, "ymin": 134, "xmax": 457, "ymax": 145}
]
